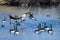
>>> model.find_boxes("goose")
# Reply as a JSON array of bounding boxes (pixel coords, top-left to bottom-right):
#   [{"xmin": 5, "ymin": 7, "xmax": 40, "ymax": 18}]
[
  {"xmin": 38, "ymin": 23, "xmax": 45, "ymax": 32},
  {"xmin": 34, "ymin": 23, "xmax": 41, "ymax": 33},
  {"xmin": 29, "ymin": 13, "xmax": 36, "ymax": 20},
  {"xmin": 44, "ymin": 23, "xmax": 50, "ymax": 30},
  {"xmin": 10, "ymin": 25, "xmax": 17, "ymax": 34},
  {"xmin": 34, "ymin": 23, "xmax": 45, "ymax": 34},
  {"xmin": 9, "ymin": 13, "xmax": 27, "ymax": 23},
  {"xmin": 9, "ymin": 15, "xmax": 20, "ymax": 20},
  {"xmin": 2, "ymin": 18, "xmax": 6, "ymax": 23},
  {"xmin": 48, "ymin": 25, "xmax": 53, "ymax": 34},
  {"xmin": 14, "ymin": 26, "xmax": 19, "ymax": 35}
]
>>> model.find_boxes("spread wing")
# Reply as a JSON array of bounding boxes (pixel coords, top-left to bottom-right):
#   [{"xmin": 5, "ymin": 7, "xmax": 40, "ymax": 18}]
[{"xmin": 9, "ymin": 15, "xmax": 20, "ymax": 20}]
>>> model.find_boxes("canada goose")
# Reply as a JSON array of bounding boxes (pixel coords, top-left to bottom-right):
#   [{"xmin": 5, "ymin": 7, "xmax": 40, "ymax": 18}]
[
  {"xmin": 14, "ymin": 26, "xmax": 19, "ymax": 35},
  {"xmin": 29, "ymin": 13, "xmax": 35, "ymax": 20},
  {"xmin": 9, "ymin": 14, "xmax": 26, "ymax": 23},
  {"xmin": 9, "ymin": 15, "xmax": 20, "ymax": 20},
  {"xmin": 2, "ymin": 18, "xmax": 6, "ymax": 23},
  {"xmin": 34, "ymin": 23, "xmax": 45, "ymax": 33},
  {"xmin": 34, "ymin": 23, "xmax": 41, "ymax": 33},
  {"xmin": 9, "ymin": 13, "xmax": 27, "ymax": 22},
  {"xmin": 44, "ymin": 23, "xmax": 50, "ymax": 30},
  {"xmin": 10, "ymin": 25, "xmax": 17, "ymax": 34},
  {"xmin": 48, "ymin": 25, "xmax": 53, "ymax": 34}
]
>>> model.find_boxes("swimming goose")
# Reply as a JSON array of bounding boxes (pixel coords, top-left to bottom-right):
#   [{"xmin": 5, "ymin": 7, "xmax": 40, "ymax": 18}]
[
  {"xmin": 29, "ymin": 13, "xmax": 36, "ymax": 20},
  {"xmin": 34, "ymin": 23, "xmax": 45, "ymax": 34},
  {"xmin": 48, "ymin": 25, "xmax": 53, "ymax": 34},
  {"xmin": 44, "ymin": 23, "xmax": 50, "ymax": 30},
  {"xmin": 2, "ymin": 18, "xmax": 6, "ymax": 23}
]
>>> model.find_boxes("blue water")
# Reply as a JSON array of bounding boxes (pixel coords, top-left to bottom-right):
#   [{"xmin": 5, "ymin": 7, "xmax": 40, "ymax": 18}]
[{"xmin": 0, "ymin": 13, "xmax": 60, "ymax": 40}]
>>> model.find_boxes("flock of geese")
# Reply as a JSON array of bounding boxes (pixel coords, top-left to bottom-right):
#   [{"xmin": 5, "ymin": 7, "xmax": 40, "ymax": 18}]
[
  {"xmin": 34, "ymin": 23, "xmax": 53, "ymax": 35},
  {"xmin": 1, "ymin": 13, "xmax": 36, "ymax": 35},
  {"xmin": 1, "ymin": 13, "xmax": 53, "ymax": 35},
  {"xmin": 1, "ymin": 5, "xmax": 53, "ymax": 35}
]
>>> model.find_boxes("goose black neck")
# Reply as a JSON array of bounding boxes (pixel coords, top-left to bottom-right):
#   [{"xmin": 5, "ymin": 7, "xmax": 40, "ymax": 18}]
[
  {"xmin": 44, "ymin": 23, "xmax": 46, "ymax": 26},
  {"xmin": 14, "ymin": 25, "xmax": 17, "ymax": 30},
  {"xmin": 38, "ymin": 23, "xmax": 41, "ymax": 29},
  {"xmin": 50, "ymin": 25, "xmax": 52, "ymax": 30}
]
